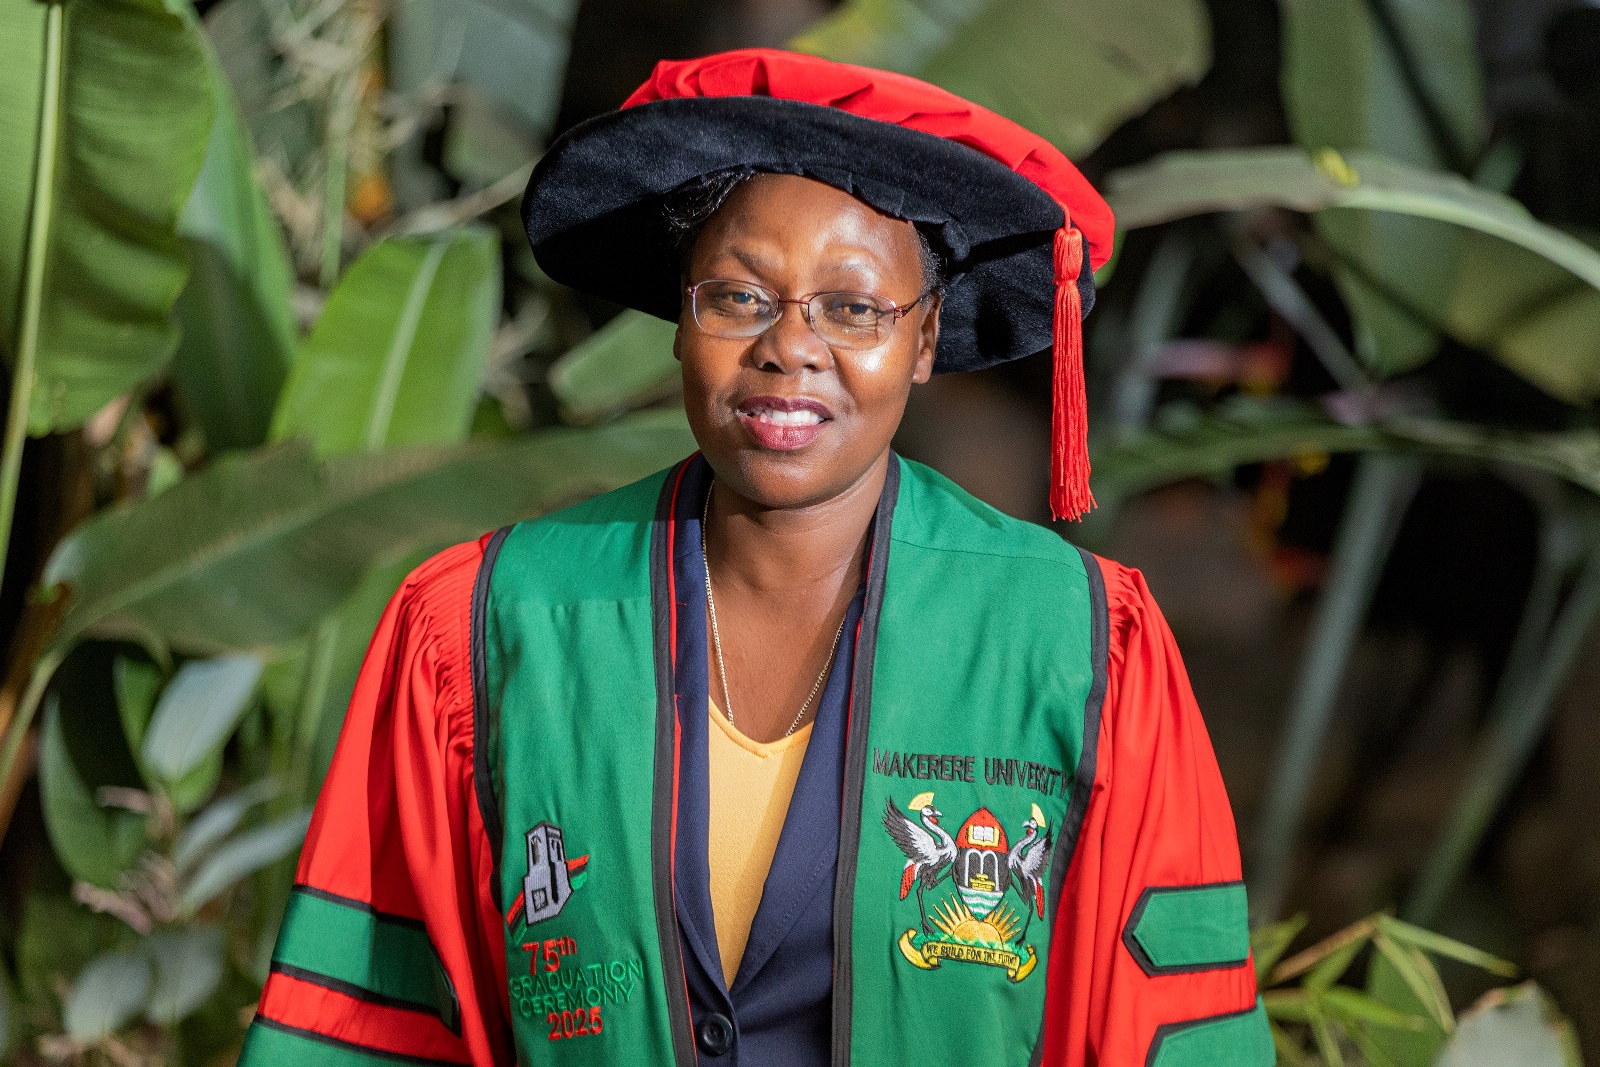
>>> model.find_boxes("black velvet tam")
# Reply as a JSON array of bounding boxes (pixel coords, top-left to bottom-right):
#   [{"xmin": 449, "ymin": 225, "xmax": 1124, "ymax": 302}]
[{"xmin": 521, "ymin": 96, "xmax": 1096, "ymax": 374}]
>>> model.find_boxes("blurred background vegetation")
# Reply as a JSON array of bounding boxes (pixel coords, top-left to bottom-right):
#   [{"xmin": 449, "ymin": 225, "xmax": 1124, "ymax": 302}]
[{"xmin": 1, "ymin": 0, "xmax": 1599, "ymax": 1062}]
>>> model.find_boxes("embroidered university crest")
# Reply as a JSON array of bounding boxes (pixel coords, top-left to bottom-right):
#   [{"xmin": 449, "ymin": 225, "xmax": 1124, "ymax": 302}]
[
  {"xmin": 883, "ymin": 792, "xmax": 1052, "ymax": 982},
  {"xmin": 513, "ymin": 821, "xmax": 590, "ymax": 927}
]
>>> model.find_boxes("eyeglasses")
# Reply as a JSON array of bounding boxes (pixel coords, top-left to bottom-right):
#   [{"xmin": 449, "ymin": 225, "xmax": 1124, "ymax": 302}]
[{"xmin": 685, "ymin": 279, "xmax": 930, "ymax": 351}]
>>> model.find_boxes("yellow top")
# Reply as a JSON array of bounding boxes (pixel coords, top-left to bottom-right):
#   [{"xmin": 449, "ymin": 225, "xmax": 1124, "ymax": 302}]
[{"xmin": 706, "ymin": 698, "xmax": 812, "ymax": 987}]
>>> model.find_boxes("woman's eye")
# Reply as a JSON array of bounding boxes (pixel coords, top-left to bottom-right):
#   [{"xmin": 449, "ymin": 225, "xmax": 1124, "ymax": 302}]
[
  {"xmin": 706, "ymin": 285, "xmax": 769, "ymax": 315},
  {"xmin": 821, "ymin": 296, "xmax": 883, "ymax": 325}
]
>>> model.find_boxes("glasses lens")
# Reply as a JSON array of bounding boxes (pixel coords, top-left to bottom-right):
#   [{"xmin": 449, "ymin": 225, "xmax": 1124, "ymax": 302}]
[
  {"xmin": 693, "ymin": 281, "xmax": 777, "ymax": 338},
  {"xmin": 810, "ymin": 292, "xmax": 890, "ymax": 349}
]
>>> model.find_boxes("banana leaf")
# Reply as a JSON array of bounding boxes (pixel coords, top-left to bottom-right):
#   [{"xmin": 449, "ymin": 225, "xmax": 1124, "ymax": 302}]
[
  {"xmin": 385, "ymin": 0, "xmax": 575, "ymax": 208},
  {"xmin": 271, "ymin": 229, "xmax": 501, "ymax": 454},
  {"xmin": 793, "ymin": 0, "xmax": 1210, "ymax": 158},
  {"xmin": 548, "ymin": 310, "xmax": 681, "ymax": 424},
  {"xmin": 1429, "ymin": 229, "xmax": 1600, "ymax": 406},
  {"xmin": 62, "ymin": 953, "xmax": 151, "ymax": 1042},
  {"xmin": 40, "ymin": 410, "xmax": 696, "ymax": 659},
  {"xmin": 1106, "ymin": 148, "xmax": 1600, "ymax": 402},
  {"xmin": 39, "ymin": 697, "xmax": 147, "ymax": 888},
  {"xmin": 1434, "ymin": 984, "xmax": 1581, "ymax": 1067},
  {"xmin": 0, "ymin": 0, "xmax": 213, "ymax": 433},
  {"xmin": 171, "ymin": 26, "xmax": 297, "ymax": 452},
  {"xmin": 1365, "ymin": 948, "xmax": 1449, "ymax": 1067},
  {"xmin": 1108, "ymin": 149, "xmax": 1600, "ymax": 288},
  {"xmin": 3, "ymin": 411, "xmax": 697, "ymax": 798},
  {"xmin": 262, "ymin": 551, "xmax": 426, "ymax": 804},
  {"xmin": 1091, "ymin": 397, "xmax": 1600, "ymax": 504},
  {"xmin": 389, "ymin": 0, "xmax": 575, "ymax": 139},
  {"xmin": 140, "ymin": 654, "xmax": 263, "ymax": 796},
  {"xmin": 201, "ymin": 0, "xmax": 316, "ymax": 183},
  {"xmin": 142, "ymin": 927, "xmax": 225, "ymax": 1025},
  {"xmin": 1282, "ymin": 0, "xmax": 1484, "ymax": 166},
  {"xmin": 1279, "ymin": 0, "xmax": 1487, "ymax": 374}
]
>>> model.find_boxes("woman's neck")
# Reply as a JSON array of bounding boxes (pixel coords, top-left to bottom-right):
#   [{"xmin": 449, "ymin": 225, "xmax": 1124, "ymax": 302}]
[
  {"xmin": 703, "ymin": 451, "xmax": 888, "ymax": 599},
  {"xmin": 700, "ymin": 451, "xmax": 887, "ymax": 741}
]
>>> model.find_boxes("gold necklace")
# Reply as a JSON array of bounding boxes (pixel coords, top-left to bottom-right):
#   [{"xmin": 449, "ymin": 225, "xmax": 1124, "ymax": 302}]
[{"xmin": 702, "ymin": 485, "xmax": 847, "ymax": 738}]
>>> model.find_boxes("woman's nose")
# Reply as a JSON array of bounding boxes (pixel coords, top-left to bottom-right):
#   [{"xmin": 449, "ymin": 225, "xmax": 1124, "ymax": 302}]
[{"xmin": 753, "ymin": 304, "xmax": 834, "ymax": 374}]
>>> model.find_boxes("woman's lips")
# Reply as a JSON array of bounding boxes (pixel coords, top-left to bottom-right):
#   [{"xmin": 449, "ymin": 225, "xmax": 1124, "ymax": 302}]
[{"xmin": 734, "ymin": 396, "xmax": 833, "ymax": 451}]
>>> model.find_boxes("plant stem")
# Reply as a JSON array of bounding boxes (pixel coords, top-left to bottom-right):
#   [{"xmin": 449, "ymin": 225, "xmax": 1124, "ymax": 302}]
[
  {"xmin": 287, "ymin": 617, "xmax": 339, "ymax": 806},
  {"xmin": 1268, "ymin": 915, "xmax": 1380, "ymax": 986},
  {"xmin": 1405, "ymin": 542, "xmax": 1600, "ymax": 924},
  {"xmin": 1109, "ymin": 228, "xmax": 1197, "ymax": 434},
  {"xmin": 318, "ymin": 4, "xmax": 370, "ymax": 290},
  {"xmin": 0, "ymin": 654, "xmax": 62, "ymax": 833},
  {"xmin": 1227, "ymin": 228, "xmax": 1367, "ymax": 393},
  {"xmin": 0, "ymin": 2, "xmax": 66, "ymax": 602},
  {"xmin": 1251, "ymin": 453, "xmax": 1422, "ymax": 920},
  {"xmin": 1481, "ymin": 511, "xmax": 1579, "ymax": 714},
  {"xmin": 320, "ymin": 83, "xmax": 352, "ymax": 289}
]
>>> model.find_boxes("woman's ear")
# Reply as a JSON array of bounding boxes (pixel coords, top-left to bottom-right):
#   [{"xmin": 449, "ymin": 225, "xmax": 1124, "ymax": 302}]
[
  {"xmin": 674, "ymin": 276, "xmax": 689, "ymax": 363},
  {"xmin": 910, "ymin": 293, "xmax": 940, "ymax": 384}
]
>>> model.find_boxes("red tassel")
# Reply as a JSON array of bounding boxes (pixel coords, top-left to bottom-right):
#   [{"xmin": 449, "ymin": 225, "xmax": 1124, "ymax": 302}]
[{"xmin": 1050, "ymin": 226, "xmax": 1094, "ymax": 522}]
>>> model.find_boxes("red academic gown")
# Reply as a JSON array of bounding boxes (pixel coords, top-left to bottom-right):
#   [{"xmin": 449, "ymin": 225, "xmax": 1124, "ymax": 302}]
[{"xmin": 248, "ymin": 538, "xmax": 1258, "ymax": 1065}]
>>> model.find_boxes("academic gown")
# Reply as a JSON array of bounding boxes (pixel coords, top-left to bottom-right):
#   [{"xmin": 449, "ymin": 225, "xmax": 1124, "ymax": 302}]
[{"xmin": 241, "ymin": 460, "xmax": 1261, "ymax": 1067}]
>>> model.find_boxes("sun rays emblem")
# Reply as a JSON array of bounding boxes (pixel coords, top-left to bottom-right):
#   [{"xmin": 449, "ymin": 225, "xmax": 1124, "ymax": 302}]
[{"xmin": 882, "ymin": 792, "xmax": 1053, "ymax": 982}]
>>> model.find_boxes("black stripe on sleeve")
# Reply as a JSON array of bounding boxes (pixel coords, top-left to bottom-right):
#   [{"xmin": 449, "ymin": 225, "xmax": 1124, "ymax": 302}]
[
  {"xmin": 649, "ymin": 460, "xmax": 699, "ymax": 1067},
  {"xmin": 1027, "ymin": 546, "xmax": 1110, "ymax": 1067},
  {"xmin": 471, "ymin": 526, "xmax": 513, "ymax": 912},
  {"xmin": 829, "ymin": 454, "xmax": 901, "ymax": 1067}
]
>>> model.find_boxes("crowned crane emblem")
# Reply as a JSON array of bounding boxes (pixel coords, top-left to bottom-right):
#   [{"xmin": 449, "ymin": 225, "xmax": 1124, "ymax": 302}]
[{"xmin": 882, "ymin": 792, "xmax": 1053, "ymax": 983}]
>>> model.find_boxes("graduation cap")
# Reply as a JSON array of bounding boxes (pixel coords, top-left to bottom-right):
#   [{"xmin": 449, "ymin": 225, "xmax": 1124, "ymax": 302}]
[{"xmin": 521, "ymin": 48, "xmax": 1116, "ymax": 521}]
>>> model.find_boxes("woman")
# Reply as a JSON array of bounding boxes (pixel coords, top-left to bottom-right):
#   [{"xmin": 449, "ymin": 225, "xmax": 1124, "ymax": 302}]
[{"xmin": 240, "ymin": 49, "xmax": 1270, "ymax": 1067}]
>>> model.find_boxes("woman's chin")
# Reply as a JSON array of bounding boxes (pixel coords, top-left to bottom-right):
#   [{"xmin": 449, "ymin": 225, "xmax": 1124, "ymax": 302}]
[{"xmin": 713, "ymin": 443, "xmax": 890, "ymax": 513}]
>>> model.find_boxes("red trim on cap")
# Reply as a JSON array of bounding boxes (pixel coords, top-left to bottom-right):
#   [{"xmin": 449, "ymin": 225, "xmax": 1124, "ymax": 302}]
[{"xmin": 621, "ymin": 48, "xmax": 1113, "ymax": 270}]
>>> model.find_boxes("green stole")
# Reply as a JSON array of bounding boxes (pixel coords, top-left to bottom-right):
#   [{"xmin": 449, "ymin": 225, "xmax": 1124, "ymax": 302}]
[{"xmin": 473, "ymin": 455, "xmax": 1103, "ymax": 1065}]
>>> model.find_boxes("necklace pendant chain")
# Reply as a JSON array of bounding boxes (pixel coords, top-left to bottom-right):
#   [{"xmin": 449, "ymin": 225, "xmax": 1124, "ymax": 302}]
[{"xmin": 702, "ymin": 485, "xmax": 848, "ymax": 738}]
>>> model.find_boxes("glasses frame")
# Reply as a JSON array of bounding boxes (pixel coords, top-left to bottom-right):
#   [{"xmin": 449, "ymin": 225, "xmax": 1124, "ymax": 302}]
[{"xmin": 684, "ymin": 279, "xmax": 931, "ymax": 350}]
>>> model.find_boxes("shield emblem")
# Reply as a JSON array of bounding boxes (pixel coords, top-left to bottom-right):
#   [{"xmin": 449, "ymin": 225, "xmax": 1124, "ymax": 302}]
[
  {"xmin": 523, "ymin": 822, "xmax": 573, "ymax": 924},
  {"xmin": 953, "ymin": 808, "xmax": 1010, "ymax": 919}
]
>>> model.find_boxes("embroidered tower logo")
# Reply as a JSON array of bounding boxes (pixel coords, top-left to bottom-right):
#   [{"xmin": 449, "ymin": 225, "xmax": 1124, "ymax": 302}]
[
  {"xmin": 517, "ymin": 822, "xmax": 590, "ymax": 926},
  {"xmin": 883, "ymin": 792, "xmax": 1052, "ymax": 982}
]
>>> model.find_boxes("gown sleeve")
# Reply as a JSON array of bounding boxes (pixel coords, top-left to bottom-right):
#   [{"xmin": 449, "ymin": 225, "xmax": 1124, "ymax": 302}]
[
  {"xmin": 238, "ymin": 538, "xmax": 513, "ymax": 1067},
  {"xmin": 1041, "ymin": 557, "xmax": 1274, "ymax": 1067}
]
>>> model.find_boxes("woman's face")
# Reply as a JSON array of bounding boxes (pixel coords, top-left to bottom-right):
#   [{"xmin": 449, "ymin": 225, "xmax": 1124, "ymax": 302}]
[{"xmin": 674, "ymin": 173, "xmax": 939, "ymax": 511}]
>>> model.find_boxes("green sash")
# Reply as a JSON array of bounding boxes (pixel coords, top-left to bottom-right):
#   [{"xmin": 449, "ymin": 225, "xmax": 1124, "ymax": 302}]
[{"xmin": 473, "ymin": 456, "xmax": 1103, "ymax": 1065}]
